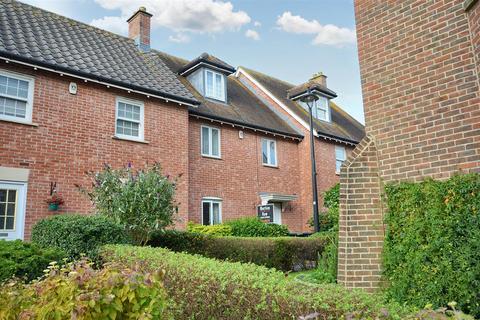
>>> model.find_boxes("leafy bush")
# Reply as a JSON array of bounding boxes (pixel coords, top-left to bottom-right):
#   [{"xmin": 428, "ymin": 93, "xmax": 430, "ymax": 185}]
[
  {"xmin": 102, "ymin": 245, "xmax": 413, "ymax": 320},
  {"xmin": 383, "ymin": 173, "xmax": 480, "ymax": 317},
  {"xmin": 0, "ymin": 259, "xmax": 170, "ymax": 319},
  {"xmin": 308, "ymin": 231, "xmax": 338, "ymax": 283},
  {"xmin": 308, "ymin": 183, "xmax": 340, "ymax": 232},
  {"xmin": 0, "ymin": 240, "xmax": 66, "ymax": 283},
  {"xmin": 79, "ymin": 163, "xmax": 178, "ymax": 245},
  {"xmin": 226, "ymin": 217, "xmax": 290, "ymax": 237},
  {"xmin": 31, "ymin": 214, "xmax": 130, "ymax": 261},
  {"xmin": 187, "ymin": 222, "xmax": 232, "ymax": 236},
  {"xmin": 149, "ymin": 230, "xmax": 326, "ymax": 271}
]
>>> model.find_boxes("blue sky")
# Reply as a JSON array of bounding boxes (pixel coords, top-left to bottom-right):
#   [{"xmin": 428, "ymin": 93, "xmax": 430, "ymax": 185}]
[{"xmin": 23, "ymin": 0, "xmax": 364, "ymax": 123}]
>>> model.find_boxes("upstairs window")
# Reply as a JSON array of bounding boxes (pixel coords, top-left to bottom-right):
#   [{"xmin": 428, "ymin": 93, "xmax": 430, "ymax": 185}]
[
  {"xmin": 262, "ymin": 138, "xmax": 277, "ymax": 167},
  {"xmin": 202, "ymin": 198, "xmax": 222, "ymax": 225},
  {"xmin": 299, "ymin": 96, "xmax": 330, "ymax": 122},
  {"xmin": 201, "ymin": 125, "xmax": 221, "ymax": 158},
  {"xmin": 115, "ymin": 97, "xmax": 144, "ymax": 141},
  {"xmin": 205, "ymin": 69, "xmax": 225, "ymax": 101},
  {"xmin": 0, "ymin": 70, "xmax": 34, "ymax": 123},
  {"xmin": 335, "ymin": 145, "xmax": 346, "ymax": 174}
]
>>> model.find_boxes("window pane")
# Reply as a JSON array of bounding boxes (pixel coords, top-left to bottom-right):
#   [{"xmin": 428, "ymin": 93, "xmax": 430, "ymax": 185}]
[
  {"xmin": 202, "ymin": 127, "xmax": 210, "ymax": 155},
  {"xmin": 336, "ymin": 160, "xmax": 343, "ymax": 173},
  {"xmin": 335, "ymin": 146, "xmax": 346, "ymax": 160},
  {"xmin": 0, "ymin": 190, "xmax": 6, "ymax": 202},
  {"xmin": 205, "ymin": 71, "xmax": 214, "ymax": 97},
  {"xmin": 116, "ymin": 119, "xmax": 139, "ymax": 137},
  {"xmin": 0, "ymin": 203, "xmax": 5, "ymax": 216},
  {"xmin": 7, "ymin": 190, "xmax": 16, "ymax": 202},
  {"xmin": 0, "ymin": 97, "xmax": 27, "ymax": 118},
  {"xmin": 211, "ymin": 129, "xmax": 219, "ymax": 156},
  {"xmin": 0, "ymin": 75, "xmax": 6, "ymax": 94},
  {"xmin": 202, "ymin": 202, "xmax": 211, "ymax": 226},
  {"xmin": 214, "ymin": 73, "xmax": 223, "ymax": 100},
  {"xmin": 262, "ymin": 139, "xmax": 268, "ymax": 164},
  {"xmin": 6, "ymin": 78, "xmax": 18, "ymax": 96},
  {"xmin": 5, "ymin": 217, "xmax": 14, "ymax": 230},
  {"xmin": 269, "ymin": 141, "xmax": 276, "ymax": 165},
  {"xmin": 317, "ymin": 108, "xmax": 327, "ymax": 120},
  {"xmin": 212, "ymin": 203, "xmax": 220, "ymax": 225},
  {"xmin": 6, "ymin": 203, "xmax": 15, "ymax": 216},
  {"xmin": 0, "ymin": 218, "xmax": 4, "ymax": 230}
]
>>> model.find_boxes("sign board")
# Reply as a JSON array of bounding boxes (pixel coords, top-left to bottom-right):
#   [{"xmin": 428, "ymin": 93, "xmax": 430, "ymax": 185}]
[{"xmin": 257, "ymin": 204, "xmax": 274, "ymax": 223}]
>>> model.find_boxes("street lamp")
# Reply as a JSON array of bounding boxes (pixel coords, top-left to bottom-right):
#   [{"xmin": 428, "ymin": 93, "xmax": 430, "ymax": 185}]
[{"xmin": 300, "ymin": 88, "xmax": 320, "ymax": 233}]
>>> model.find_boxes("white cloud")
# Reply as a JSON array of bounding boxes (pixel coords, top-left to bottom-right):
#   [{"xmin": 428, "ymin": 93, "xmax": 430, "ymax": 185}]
[
  {"xmin": 91, "ymin": 16, "xmax": 128, "ymax": 35},
  {"xmin": 91, "ymin": 0, "xmax": 250, "ymax": 36},
  {"xmin": 276, "ymin": 12, "xmax": 356, "ymax": 46},
  {"xmin": 169, "ymin": 33, "xmax": 191, "ymax": 43},
  {"xmin": 254, "ymin": 21, "xmax": 261, "ymax": 27},
  {"xmin": 245, "ymin": 29, "xmax": 260, "ymax": 41}
]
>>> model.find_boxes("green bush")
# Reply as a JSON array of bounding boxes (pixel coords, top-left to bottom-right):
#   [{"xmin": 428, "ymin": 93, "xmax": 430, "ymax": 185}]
[
  {"xmin": 0, "ymin": 259, "xmax": 170, "ymax": 319},
  {"xmin": 0, "ymin": 240, "xmax": 66, "ymax": 283},
  {"xmin": 79, "ymin": 163, "xmax": 178, "ymax": 245},
  {"xmin": 226, "ymin": 217, "xmax": 290, "ymax": 237},
  {"xmin": 187, "ymin": 222, "xmax": 232, "ymax": 236},
  {"xmin": 31, "ymin": 214, "xmax": 130, "ymax": 261},
  {"xmin": 383, "ymin": 173, "xmax": 480, "ymax": 317},
  {"xmin": 102, "ymin": 245, "xmax": 412, "ymax": 320},
  {"xmin": 308, "ymin": 231, "xmax": 338, "ymax": 283},
  {"xmin": 149, "ymin": 230, "xmax": 326, "ymax": 271}
]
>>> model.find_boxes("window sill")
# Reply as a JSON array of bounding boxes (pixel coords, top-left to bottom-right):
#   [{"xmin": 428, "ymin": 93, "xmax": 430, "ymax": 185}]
[
  {"xmin": 262, "ymin": 163, "xmax": 279, "ymax": 169},
  {"xmin": 0, "ymin": 118, "xmax": 38, "ymax": 127},
  {"xmin": 112, "ymin": 136, "xmax": 149, "ymax": 144},
  {"xmin": 201, "ymin": 154, "xmax": 222, "ymax": 160}
]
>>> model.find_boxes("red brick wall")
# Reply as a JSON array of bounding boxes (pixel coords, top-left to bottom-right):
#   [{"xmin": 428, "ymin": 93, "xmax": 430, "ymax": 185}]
[
  {"xmin": 0, "ymin": 64, "xmax": 190, "ymax": 238},
  {"xmin": 339, "ymin": 0, "xmax": 480, "ymax": 290}
]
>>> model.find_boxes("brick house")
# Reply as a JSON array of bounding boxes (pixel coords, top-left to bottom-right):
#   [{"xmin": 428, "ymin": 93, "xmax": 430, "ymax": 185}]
[
  {"xmin": 339, "ymin": 0, "xmax": 480, "ymax": 290},
  {"xmin": 0, "ymin": 0, "xmax": 364, "ymax": 240}
]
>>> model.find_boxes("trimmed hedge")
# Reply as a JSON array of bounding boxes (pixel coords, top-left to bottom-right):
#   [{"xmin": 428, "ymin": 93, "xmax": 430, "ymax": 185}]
[
  {"xmin": 0, "ymin": 259, "xmax": 170, "ymax": 319},
  {"xmin": 149, "ymin": 230, "xmax": 326, "ymax": 271},
  {"xmin": 102, "ymin": 245, "xmax": 412, "ymax": 320},
  {"xmin": 227, "ymin": 217, "xmax": 290, "ymax": 237},
  {"xmin": 384, "ymin": 173, "xmax": 480, "ymax": 317},
  {"xmin": 187, "ymin": 222, "xmax": 232, "ymax": 236},
  {"xmin": 0, "ymin": 240, "xmax": 66, "ymax": 283},
  {"xmin": 31, "ymin": 214, "xmax": 131, "ymax": 260}
]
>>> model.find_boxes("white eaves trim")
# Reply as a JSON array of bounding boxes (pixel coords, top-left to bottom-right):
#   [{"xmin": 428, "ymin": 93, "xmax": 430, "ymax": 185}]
[{"xmin": 235, "ymin": 67, "xmax": 318, "ymax": 136}]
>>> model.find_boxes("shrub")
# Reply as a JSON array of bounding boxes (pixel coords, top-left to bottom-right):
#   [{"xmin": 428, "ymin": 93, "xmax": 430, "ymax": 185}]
[
  {"xmin": 79, "ymin": 163, "xmax": 178, "ymax": 245},
  {"xmin": 187, "ymin": 222, "xmax": 232, "ymax": 236},
  {"xmin": 0, "ymin": 240, "xmax": 66, "ymax": 283},
  {"xmin": 149, "ymin": 230, "xmax": 326, "ymax": 271},
  {"xmin": 102, "ymin": 245, "xmax": 413, "ymax": 320},
  {"xmin": 226, "ymin": 217, "xmax": 290, "ymax": 237},
  {"xmin": 309, "ymin": 231, "xmax": 338, "ymax": 283},
  {"xmin": 383, "ymin": 173, "xmax": 480, "ymax": 317},
  {"xmin": 0, "ymin": 259, "xmax": 171, "ymax": 319},
  {"xmin": 31, "ymin": 214, "xmax": 130, "ymax": 261}
]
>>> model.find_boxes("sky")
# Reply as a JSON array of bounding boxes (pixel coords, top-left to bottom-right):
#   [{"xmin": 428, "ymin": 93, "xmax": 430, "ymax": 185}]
[{"xmin": 22, "ymin": 0, "xmax": 364, "ymax": 124}]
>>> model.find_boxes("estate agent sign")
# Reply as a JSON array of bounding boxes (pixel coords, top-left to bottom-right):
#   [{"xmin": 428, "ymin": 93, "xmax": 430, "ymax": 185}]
[{"xmin": 257, "ymin": 204, "xmax": 274, "ymax": 223}]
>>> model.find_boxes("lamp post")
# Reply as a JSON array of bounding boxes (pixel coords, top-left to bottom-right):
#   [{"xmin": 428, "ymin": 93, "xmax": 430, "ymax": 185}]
[{"xmin": 301, "ymin": 89, "xmax": 320, "ymax": 233}]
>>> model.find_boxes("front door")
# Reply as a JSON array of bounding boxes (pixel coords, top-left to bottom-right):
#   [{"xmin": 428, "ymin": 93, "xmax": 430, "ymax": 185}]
[
  {"xmin": 272, "ymin": 203, "xmax": 282, "ymax": 225},
  {"xmin": 0, "ymin": 182, "xmax": 27, "ymax": 240}
]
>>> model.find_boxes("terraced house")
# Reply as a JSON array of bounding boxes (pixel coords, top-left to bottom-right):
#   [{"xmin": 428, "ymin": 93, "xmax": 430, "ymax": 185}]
[{"xmin": 0, "ymin": 0, "xmax": 364, "ymax": 240}]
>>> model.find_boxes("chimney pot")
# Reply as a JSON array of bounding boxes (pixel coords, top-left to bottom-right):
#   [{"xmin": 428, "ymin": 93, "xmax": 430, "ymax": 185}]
[
  {"xmin": 310, "ymin": 72, "xmax": 327, "ymax": 87},
  {"xmin": 127, "ymin": 7, "xmax": 153, "ymax": 52}
]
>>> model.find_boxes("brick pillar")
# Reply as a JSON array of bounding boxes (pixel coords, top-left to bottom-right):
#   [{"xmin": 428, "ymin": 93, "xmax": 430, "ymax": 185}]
[{"xmin": 338, "ymin": 135, "xmax": 385, "ymax": 291}]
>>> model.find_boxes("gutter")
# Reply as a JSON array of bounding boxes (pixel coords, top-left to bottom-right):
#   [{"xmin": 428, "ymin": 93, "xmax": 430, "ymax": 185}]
[{"xmin": 0, "ymin": 51, "xmax": 200, "ymax": 107}]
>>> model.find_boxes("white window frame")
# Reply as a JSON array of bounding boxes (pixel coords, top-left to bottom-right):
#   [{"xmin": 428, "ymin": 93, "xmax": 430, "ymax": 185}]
[
  {"xmin": 0, "ymin": 181, "xmax": 27, "ymax": 240},
  {"xmin": 204, "ymin": 69, "xmax": 226, "ymax": 102},
  {"xmin": 201, "ymin": 197, "xmax": 222, "ymax": 225},
  {"xmin": 114, "ymin": 97, "xmax": 145, "ymax": 142},
  {"xmin": 262, "ymin": 138, "xmax": 278, "ymax": 167},
  {"xmin": 314, "ymin": 97, "xmax": 331, "ymax": 122},
  {"xmin": 201, "ymin": 125, "xmax": 221, "ymax": 158},
  {"xmin": 335, "ymin": 145, "xmax": 346, "ymax": 174},
  {"xmin": 0, "ymin": 69, "xmax": 34, "ymax": 124}
]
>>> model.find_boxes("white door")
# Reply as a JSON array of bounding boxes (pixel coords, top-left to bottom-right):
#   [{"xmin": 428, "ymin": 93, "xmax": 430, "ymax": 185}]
[
  {"xmin": 0, "ymin": 182, "xmax": 27, "ymax": 240},
  {"xmin": 272, "ymin": 203, "xmax": 282, "ymax": 225}
]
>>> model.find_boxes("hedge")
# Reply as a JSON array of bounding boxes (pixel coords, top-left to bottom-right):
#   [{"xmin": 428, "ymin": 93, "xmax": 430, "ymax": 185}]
[
  {"xmin": 31, "ymin": 214, "xmax": 131, "ymax": 261},
  {"xmin": 383, "ymin": 173, "xmax": 480, "ymax": 318},
  {"xmin": 149, "ymin": 230, "xmax": 326, "ymax": 271},
  {"xmin": 0, "ymin": 259, "xmax": 170, "ymax": 319},
  {"xmin": 102, "ymin": 245, "xmax": 413, "ymax": 320},
  {"xmin": 0, "ymin": 240, "xmax": 66, "ymax": 283},
  {"xmin": 187, "ymin": 217, "xmax": 290, "ymax": 237}
]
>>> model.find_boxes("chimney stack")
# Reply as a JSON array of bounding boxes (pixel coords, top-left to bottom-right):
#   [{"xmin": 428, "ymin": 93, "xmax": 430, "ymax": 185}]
[
  {"xmin": 127, "ymin": 6, "xmax": 153, "ymax": 52},
  {"xmin": 310, "ymin": 72, "xmax": 327, "ymax": 87}
]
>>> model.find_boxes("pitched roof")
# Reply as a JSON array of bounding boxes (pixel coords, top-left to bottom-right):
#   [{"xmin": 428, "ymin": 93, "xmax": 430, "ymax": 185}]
[
  {"xmin": 178, "ymin": 52, "xmax": 236, "ymax": 76},
  {"xmin": 241, "ymin": 67, "xmax": 365, "ymax": 144},
  {"xmin": 0, "ymin": 0, "xmax": 198, "ymax": 105},
  {"xmin": 287, "ymin": 81, "xmax": 338, "ymax": 100},
  {"xmin": 158, "ymin": 52, "xmax": 303, "ymax": 138}
]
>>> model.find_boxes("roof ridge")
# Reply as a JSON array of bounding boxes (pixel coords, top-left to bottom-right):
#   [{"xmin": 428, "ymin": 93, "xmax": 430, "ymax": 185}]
[{"xmin": 240, "ymin": 66, "xmax": 296, "ymax": 88}]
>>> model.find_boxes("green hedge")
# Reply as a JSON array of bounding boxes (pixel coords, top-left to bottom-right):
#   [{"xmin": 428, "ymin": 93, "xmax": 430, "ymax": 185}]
[
  {"xmin": 0, "ymin": 259, "xmax": 170, "ymax": 319},
  {"xmin": 149, "ymin": 230, "xmax": 326, "ymax": 271},
  {"xmin": 102, "ymin": 245, "xmax": 412, "ymax": 320},
  {"xmin": 0, "ymin": 240, "xmax": 66, "ymax": 283},
  {"xmin": 31, "ymin": 214, "xmax": 131, "ymax": 261},
  {"xmin": 187, "ymin": 217, "xmax": 290, "ymax": 237},
  {"xmin": 187, "ymin": 222, "xmax": 232, "ymax": 236},
  {"xmin": 383, "ymin": 173, "xmax": 480, "ymax": 317}
]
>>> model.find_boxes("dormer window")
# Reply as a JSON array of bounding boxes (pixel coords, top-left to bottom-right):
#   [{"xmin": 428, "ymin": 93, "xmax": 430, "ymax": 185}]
[
  {"xmin": 312, "ymin": 96, "xmax": 330, "ymax": 122},
  {"xmin": 205, "ymin": 69, "xmax": 225, "ymax": 101}
]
